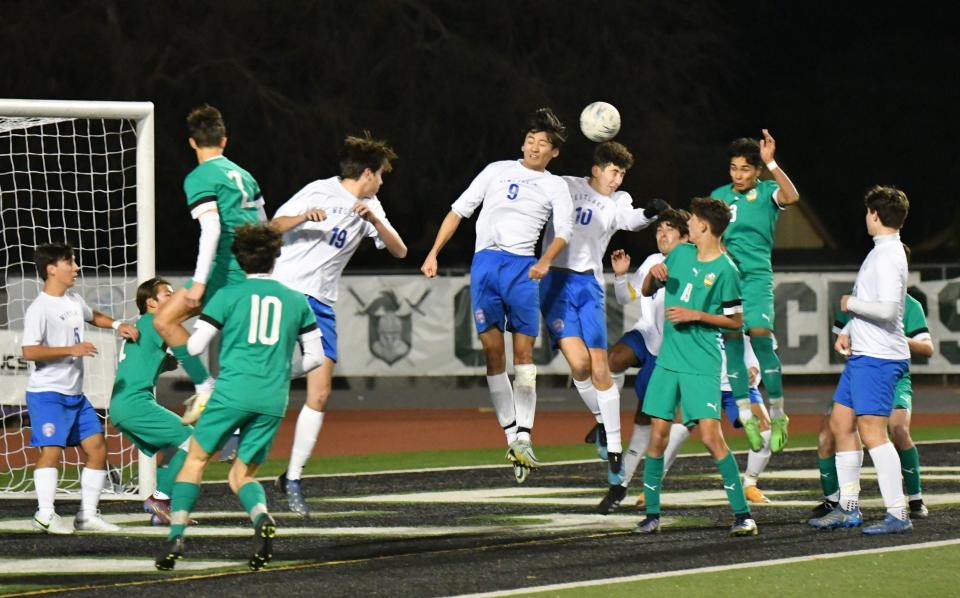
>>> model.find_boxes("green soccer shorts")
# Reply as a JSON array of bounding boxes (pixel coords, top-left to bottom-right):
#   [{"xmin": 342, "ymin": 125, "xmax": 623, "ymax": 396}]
[
  {"xmin": 192, "ymin": 398, "xmax": 282, "ymax": 465},
  {"xmin": 183, "ymin": 263, "xmax": 247, "ymax": 306},
  {"xmin": 893, "ymin": 371, "xmax": 913, "ymax": 411},
  {"xmin": 642, "ymin": 365, "xmax": 723, "ymax": 426},
  {"xmin": 740, "ymin": 271, "xmax": 775, "ymax": 332},
  {"xmin": 109, "ymin": 393, "xmax": 192, "ymax": 457}
]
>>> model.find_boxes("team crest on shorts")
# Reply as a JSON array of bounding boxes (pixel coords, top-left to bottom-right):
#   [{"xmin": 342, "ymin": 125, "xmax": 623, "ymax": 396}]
[
  {"xmin": 474, "ymin": 309, "xmax": 486, "ymax": 326},
  {"xmin": 704, "ymin": 273, "xmax": 716, "ymax": 287},
  {"xmin": 347, "ymin": 287, "xmax": 429, "ymax": 366},
  {"xmin": 41, "ymin": 423, "xmax": 56, "ymax": 437},
  {"xmin": 552, "ymin": 319, "xmax": 564, "ymax": 333}
]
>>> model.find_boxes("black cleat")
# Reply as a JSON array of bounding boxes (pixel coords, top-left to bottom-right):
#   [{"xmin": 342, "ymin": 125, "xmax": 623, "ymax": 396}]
[
  {"xmin": 597, "ymin": 484, "xmax": 628, "ymax": 515},
  {"xmin": 909, "ymin": 499, "xmax": 929, "ymax": 519},
  {"xmin": 274, "ymin": 471, "xmax": 289, "ymax": 496},
  {"xmin": 249, "ymin": 514, "xmax": 277, "ymax": 571},
  {"xmin": 811, "ymin": 499, "xmax": 839, "ymax": 519},
  {"xmin": 155, "ymin": 535, "xmax": 185, "ymax": 571}
]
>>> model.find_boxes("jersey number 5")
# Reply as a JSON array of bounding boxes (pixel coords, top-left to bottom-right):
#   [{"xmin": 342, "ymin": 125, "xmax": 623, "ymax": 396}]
[
  {"xmin": 248, "ymin": 294, "xmax": 283, "ymax": 345},
  {"xmin": 227, "ymin": 170, "xmax": 257, "ymax": 209}
]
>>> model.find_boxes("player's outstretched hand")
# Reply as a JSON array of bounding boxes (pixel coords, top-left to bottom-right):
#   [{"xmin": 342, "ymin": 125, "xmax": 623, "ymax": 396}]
[
  {"xmin": 748, "ymin": 366, "xmax": 760, "ymax": 386},
  {"xmin": 665, "ymin": 306, "xmax": 701, "ymax": 323},
  {"xmin": 185, "ymin": 282, "xmax": 205, "ymax": 309},
  {"xmin": 611, "ymin": 249, "xmax": 631, "ymax": 276},
  {"xmin": 839, "ymin": 294, "xmax": 851, "ymax": 312},
  {"xmin": 117, "ymin": 323, "xmax": 139, "ymax": 341},
  {"xmin": 304, "ymin": 208, "xmax": 327, "ymax": 222},
  {"xmin": 835, "ymin": 333, "xmax": 851, "ymax": 357},
  {"xmin": 352, "ymin": 202, "xmax": 380, "ymax": 225},
  {"xmin": 650, "ymin": 263, "xmax": 669, "ymax": 282},
  {"xmin": 70, "ymin": 342, "xmax": 98, "ymax": 357},
  {"xmin": 528, "ymin": 258, "xmax": 550, "ymax": 281},
  {"xmin": 421, "ymin": 254, "xmax": 438, "ymax": 278},
  {"xmin": 759, "ymin": 129, "xmax": 776, "ymax": 164},
  {"xmin": 643, "ymin": 198, "xmax": 670, "ymax": 219}
]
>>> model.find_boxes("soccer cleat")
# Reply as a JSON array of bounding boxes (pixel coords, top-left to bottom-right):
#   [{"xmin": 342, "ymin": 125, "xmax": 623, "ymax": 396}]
[
  {"xmin": 275, "ymin": 472, "xmax": 310, "ymax": 516},
  {"xmin": 155, "ymin": 535, "xmax": 185, "ymax": 571},
  {"xmin": 219, "ymin": 432, "xmax": 239, "ymax": 462},
  {"xmin": 181, "ymin": 390, "xmax": 211, "ymax": 425},
  {"xmin": 741, "ymin": 416, "xmax": 763, "ymax": 452},
  {"xmin": 909, "ymin": 499, "xmax": 929, "ymax": 519},
  {"xmin": 585, "ymin": 422, "xmax": 608, "ymax": 460},
  {"xmin": 770, "ymin": 415, "xmax": 790, "ymax": 453},
  {"xmin": 607, "ymin": 452, "xmax": 625, "ymax": 486},
  {"xmin": 862, "ymin": 513, "xmax": 913, "ymax": 535},
  {"xmin": 730, "ymin": 516, "xmax": 759, "ymax": 537},
  {"xmin": 74, "ymin": 510, "xmax": 121, "ymax": 532},
  {"xmin": 811, "ymin": 499, "xmax": 839, "ymax": 519},
  {"xmin": 512, "ymin": 461, "xmax": 530, "ymax": 484},
  {"xmin": 249, "ymin": 514, "xmax": 277, "ymax": 571},
  {"xmin": 633, "ymin": 515, "xmax": 661, "ymax": 534},
  {"xmin": 808, "ymin": 506, "xmax": 863, "ymax": 529},
  {"xmin": 744, "ymin": 485, "xmax": 771, "ymax": 504},
  {"xmin": 597, "ymin": 484, "xmax": 627, "ymax": 515},
  {"xmin": 144, "ymin": 497, "xmax": 172, "ymax": 526},
  {"xmin": 32, "ymin": 511, "xmax": 74, "ymax": 535},
  {"xmin": 507, "ymin": 439, "xmax": 540, "ymax": 468}
]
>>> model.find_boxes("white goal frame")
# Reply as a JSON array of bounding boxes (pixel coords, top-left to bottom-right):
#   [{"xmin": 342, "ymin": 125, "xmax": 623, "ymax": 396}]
[{"xmin": 0, "ymin": 99, "xmax": 157, "ymax": 499}]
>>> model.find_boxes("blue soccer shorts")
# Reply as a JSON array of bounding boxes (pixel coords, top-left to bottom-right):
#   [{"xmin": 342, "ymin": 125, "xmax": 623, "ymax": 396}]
[
  {"xmin": 833, "ymin": 355, "xmax": 909, "ymax": 416},
  {"xmin": 307, "ymin": 295, "xmax": 338, "ymax": 363},
  {"xmin": 470, "ymin": 249, "xmax": 540, "ymax": 337},
  {"xmin": 540, "ymin": 270, "xmax": 607, "ymax": 349},
  {"xmin": 26, "ymin": 391, "xmax": 102, "ymax": 447},
  {"xmin": 721, "ymin": 388, "xmax": 763, "ymax": 428},
  {"xmin": 615, "ymin": 330, "xmax": 657, "ymax": 407}
]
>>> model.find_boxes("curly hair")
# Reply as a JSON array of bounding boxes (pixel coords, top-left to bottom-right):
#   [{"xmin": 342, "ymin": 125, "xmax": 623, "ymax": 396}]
[
  {"xmin": 232, "ymin": 224, "xmax": 283, "ymax": 274},
  {"xmin": 593, "ymin": 141, "xmax": 634, "ymax": 170}
]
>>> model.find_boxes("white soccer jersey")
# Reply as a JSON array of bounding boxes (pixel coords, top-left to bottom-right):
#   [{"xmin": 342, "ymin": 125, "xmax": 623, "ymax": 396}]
[
  {"xmin": 721, "ymin": 338, "xmax": 761, "ymax": 392},
  {"xmin": 22, "ymin": 291, "xmax": 93, "ymax": 395},
  {"xmin": 849, "ymin": 233, "xmax": 910, "ymax": 360},
  {"xmin": 451, "ymin": 160, "xmax": 574, "ymax": 256},
  {"xmin": 271, "ymin": 177, "xmax": 394, "ymax": 305},
  {"xmin": 543, "ymin": 176, "xmax": 654, "ymax": 284},
  {"xmin": 613, "ymin": 252, "xmax": 665, "ymax": 356}
]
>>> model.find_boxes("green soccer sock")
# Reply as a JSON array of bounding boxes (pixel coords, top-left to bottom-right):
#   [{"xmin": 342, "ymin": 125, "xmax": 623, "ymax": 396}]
[
  {"xmin": 169, "ymin": 481, "xmax": 200, "ymax": 539},
  {"xmin": 723, "ymin": 335, "xmax": 751, "ymax": 401},
  {"xmin": 238, "ymin": 481, "xmax": 269, "ymax": 525},
  {"xmin": 157, "ymin": 449, "xmax": 188, "ymax": 497},
  {"xmin": 171, "ymin": 344, "xmax": 210, "ymax": 386},
  {"xmin": 818, "ymin": 455, "xmax": 840, "ymax": 499},
  {"xmin": 643, "ymin": 455, "xmax": 664, "ymax": 515},
  {"xmin": 898, "ymin": 447, "xmax": 922, "ymax": 497},
  {"xmin": 717, "ymin": 452, "xmax": 749, "ymax": 516},
  {"xmin": 750, "ymin": 335, "xmax": 783, "ymax": 400}
]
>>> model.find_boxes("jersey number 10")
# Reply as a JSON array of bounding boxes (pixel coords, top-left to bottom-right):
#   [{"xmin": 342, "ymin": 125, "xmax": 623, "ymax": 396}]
[{"xmin": 248, "ymin": 294, "xmax": 283, "ymax": 345}]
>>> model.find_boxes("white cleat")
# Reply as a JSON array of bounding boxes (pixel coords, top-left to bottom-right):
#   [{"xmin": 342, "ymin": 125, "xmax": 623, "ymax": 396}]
[
  {"xmin": 508, "ymin": 439, "xmax": 540, "ymax": 468},
  {"xmin": 33, "ymin": 512, "xmax": 74, "ymax": 535},
  {"xmin": 181, "ymin": 390, "xmax": 211, "ymax": 424},
  {"xmin": 74, "ymin": 510, "xmax": 122, "ymax": 532}
]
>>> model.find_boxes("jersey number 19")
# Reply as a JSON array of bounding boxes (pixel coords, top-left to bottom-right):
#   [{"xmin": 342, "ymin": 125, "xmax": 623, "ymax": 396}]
[{"xmin": 248, "ymin": 295, "xmax": 283, "ymax": 345}]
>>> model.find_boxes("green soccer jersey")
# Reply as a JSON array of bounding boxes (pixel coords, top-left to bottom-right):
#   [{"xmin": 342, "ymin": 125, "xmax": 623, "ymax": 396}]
[
  {"xmin": 656, "ymin": 243, "xmax": 742, "ymax": 376},
  {"xmin": 111, "ymin": 314, "xmax": 167, "ymax": 403},
  {"xmin": 711, "ymin": 179, "xmax": 781, "ymax": 274},
  {"xmin": 200, "ymin": 276, "xmax": 316, "ymax": 417},
  {"xmin": 183, "ymin": 155, "xmax": 263, "ymax": 284}
]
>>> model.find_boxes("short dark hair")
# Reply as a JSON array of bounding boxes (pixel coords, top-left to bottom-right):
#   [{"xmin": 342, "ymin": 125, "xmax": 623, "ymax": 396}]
[
  {"xmin": 864, "ymin": 185, "xmax": 909, "ymax": 229},
  {"xmin": 187, "ymin": 104, "xmax": 226, "ymax": 147},
  {"xmin": 691, "ymin": 197, "xmax": 731, "ymax": 237},
  {"xmin": 525, "ymin": 107, "xmax": 567, "ymax": 148},
  {"xmin": 593, "ymin": 141, "xmax": 633, "ymax": 170},
  {"xmin": 232, "ymin": 224, "xmax": 283, "ymax": 274},
  {"xmin": 728, "ymin": 137, "xmax": 761, "ymax": 168},
  {"xmin": 658, "ymin": 208, "xmax": 691, "ymax": 237},
  {"xmin": 136, "ymin": 277, "xmax": 172, "ymax": 315},
  {"xmin": 34, "ymin": 242, "xmax": 74, "ymax": 281},
  {"xmin": 339, "ymin": 133, "xmax": 397, "ymax": 180}
]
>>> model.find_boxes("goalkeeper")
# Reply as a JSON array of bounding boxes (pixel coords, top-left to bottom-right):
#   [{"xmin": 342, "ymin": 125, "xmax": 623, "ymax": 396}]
[
  {"xmin": 153, "ymin": 104, "xmax": 266, "ymax": 423},
  {"xmin": 109, "ymin": 278, "xmax": 194, "ymax": 526}
]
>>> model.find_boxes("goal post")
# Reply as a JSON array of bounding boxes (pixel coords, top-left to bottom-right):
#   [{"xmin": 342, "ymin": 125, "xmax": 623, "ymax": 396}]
[{"xmin": 0, "ymin": 99, "xmax": 156, "ymax": 500}]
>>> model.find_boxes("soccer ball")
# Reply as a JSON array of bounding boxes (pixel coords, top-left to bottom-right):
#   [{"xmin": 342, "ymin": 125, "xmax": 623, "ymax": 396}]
[{"xmin": 579, "ymin": 101, "xmax": 621, "ymax": 142}]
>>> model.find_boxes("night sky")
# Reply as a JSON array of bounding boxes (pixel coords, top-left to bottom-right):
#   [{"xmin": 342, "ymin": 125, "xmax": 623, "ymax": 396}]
[{"xmin": 3, "ymin": 1, "xmax": 957, "ymax": 272}]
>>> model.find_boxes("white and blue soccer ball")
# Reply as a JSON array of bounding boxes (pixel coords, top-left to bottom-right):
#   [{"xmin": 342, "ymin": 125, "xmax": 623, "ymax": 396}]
[{"xmin": 579, "ymin": 101, "xmax": 621, "ymax": 142}]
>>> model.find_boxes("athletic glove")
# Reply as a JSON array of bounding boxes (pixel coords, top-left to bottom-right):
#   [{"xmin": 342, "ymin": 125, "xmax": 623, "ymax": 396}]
[{"xmin": 643, "ymin": 198, "xmax": 670, "ymax": 219}]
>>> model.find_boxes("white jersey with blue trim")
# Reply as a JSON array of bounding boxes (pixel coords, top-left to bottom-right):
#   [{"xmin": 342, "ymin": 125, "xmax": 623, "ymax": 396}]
[
  {"xmin": 272, "ymin": 176, "xmax": 394, "ymax": 305},
  {"xmin": 22, "ymin": 291, "xmax": 93, "ymax": 395},
  {"xmin": 849, "ymin": 233, "xmax": 909, "ymax": 360},
  {"xmin": 451, "ymin": 160, "xmax": 574, "ymax": 257},
  {"xmin": 543, "ymin": 176, "xmax": 654, "ymax": 285},
  {"xmin": 614, "ymin": 252, "xmax": 665, "ymax": 356}
]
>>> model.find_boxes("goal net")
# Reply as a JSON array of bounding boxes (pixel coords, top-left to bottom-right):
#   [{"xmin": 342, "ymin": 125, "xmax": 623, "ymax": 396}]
[{"xmin": 0, "ymin": 100, "xmax": 155, "ymax": 499}]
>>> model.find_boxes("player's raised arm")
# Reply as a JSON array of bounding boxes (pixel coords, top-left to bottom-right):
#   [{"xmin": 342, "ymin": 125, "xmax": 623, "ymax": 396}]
[
  {"xmin": 611, "ymin": 250, "xmax": 637, "ymax": 305},
  {"xmin": 353, "ymin": 202, "xmax": 407, "ymax": 258},
  {"xmin": 760, "ymin": 129, "xmax": 799, "ymax": 206}
]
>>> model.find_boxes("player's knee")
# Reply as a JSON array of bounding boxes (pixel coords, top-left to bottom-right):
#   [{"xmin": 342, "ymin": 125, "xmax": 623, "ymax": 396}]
[
  {"xmin": 890, "ymin": 424, "xmax": 911, "ymax": 447},
  {"xmin": 570, "ymin": 363, "xmax": 590, "ymax": 382},
  {"xmin": 514, "ymin": 364, "xmax": 536, "ymax": 389},
  {"xmin": 817, "ymin": 428, "xmax": 836, "ymax": 457}
]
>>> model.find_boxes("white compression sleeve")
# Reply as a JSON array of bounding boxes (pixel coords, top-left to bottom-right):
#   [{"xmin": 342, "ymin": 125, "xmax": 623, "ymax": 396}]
[
  {"xmin": 845, "ymin": 297, "xmax": 898, "ymax": 323},
  {"xmin": 298, "ymin": 328, "xmax": 325, "ymax": 373},
  {"xmin": 187, "ymin": 319, "xmax": 219, "ymax": 356},
  {"xmin": 192, "ymin": 210, "xmax": 221, "ymax": 284}
]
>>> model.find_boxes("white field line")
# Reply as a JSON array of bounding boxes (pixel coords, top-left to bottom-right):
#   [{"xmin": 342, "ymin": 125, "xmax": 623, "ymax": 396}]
[{"xmin": 453, "ymin": 538, "xmax": 960, "ymax": 598}]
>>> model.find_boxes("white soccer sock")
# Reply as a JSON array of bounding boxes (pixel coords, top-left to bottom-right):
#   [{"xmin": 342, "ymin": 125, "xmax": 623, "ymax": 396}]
[
  {"xmin": 513, "ymin": 365, "xmax": 537, "ymax": 442},
  {"xmin": 153, "ymin": 490, "xmax": 170, "ymax": 500},
  {"xmin": 611, "ymin": 371, "xmax": 626, "ymax": 394},
  {"xmin": 769, "ymin": 397, "xmax": 785, "ymax": 420},
  {"xmin": 288, "ymin": 405, "xmax": 325, "ymax": 481},
  {"xmin": 34, "ymin": 467, "xmax": 58, "ymax": 518},
  {"xmin": 622, "ymin": 424, "xmax": 650, "ymax": 487},
  {"xmin": 596, "ymin": 385, "xmax": 622, "ymax": 453},
  {"xmin": 572, "ymin": 377, "xmax": 602, "ymax": 423},
  {"xmin": 744, "ymin": 429, "xmax": 773, "ymax": 487},
  {"xmin": 735, "ymin": 398, "xmax": 753, "ymax": 425},
  {"xmin": 869, "ymin": 442, "xmax": 908, "ymax": 520},
  {"xmin": 662, "ymin": 424, "xmax": 691, "ymax": 475},
  {"xmin": 486, "ymin": 372, "xmax": 517, "ymax": 445},
  {"xmin": 908, "ymin": 493, "xmax": 923, "ymax": 502},
  {"xmin": 80, "ymin": 468, "xmax": 107, "ymax": 516},
  {"xmin": 836, "ymin": 449, "xmax": 864, "ymax": 512},
  {"xmin": 195, "ymin": 376, "xmax": 215, "ymax": 394}
]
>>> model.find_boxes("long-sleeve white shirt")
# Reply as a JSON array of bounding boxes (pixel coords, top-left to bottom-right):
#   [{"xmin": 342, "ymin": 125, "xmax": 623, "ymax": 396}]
[{"xmin": 848, "ymin": 233, "xmax": 909, "ymax": 360}]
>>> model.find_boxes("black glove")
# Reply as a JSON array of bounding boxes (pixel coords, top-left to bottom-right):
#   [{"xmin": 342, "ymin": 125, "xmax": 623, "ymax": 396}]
[{"xmin": 643, "ymin": 198, "xmax": 670, "ymax": 219}]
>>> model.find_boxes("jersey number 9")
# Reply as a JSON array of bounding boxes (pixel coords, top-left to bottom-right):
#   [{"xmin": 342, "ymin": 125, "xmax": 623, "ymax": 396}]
[{"xmin": 248, "ymin": 294, "xmax": 283, "ymax": 345}]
